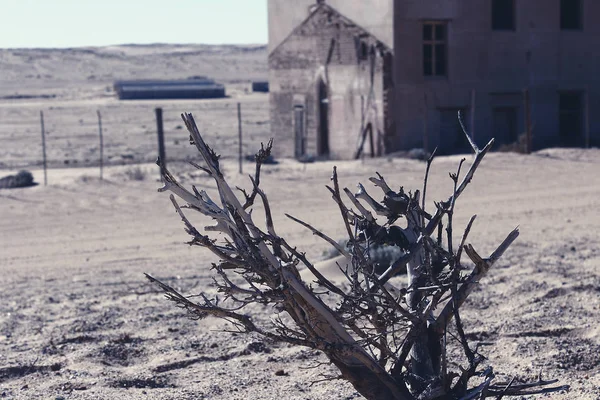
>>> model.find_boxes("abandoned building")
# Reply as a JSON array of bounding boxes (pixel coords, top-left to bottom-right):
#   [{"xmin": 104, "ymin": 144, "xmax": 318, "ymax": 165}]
[
  {"xmin": 393, "ymin": 0, "xmax": 600, "ymax": 153},
  {"xmin": 268, "ymin": 0, "xmax": 599, "ymax": 158},
  {"xmin": 268, "ymin": 0, "xmax": 394, "ymax": 159}
]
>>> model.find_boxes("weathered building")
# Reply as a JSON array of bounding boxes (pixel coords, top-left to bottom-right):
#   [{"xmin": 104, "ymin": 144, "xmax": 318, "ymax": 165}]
[
  {"xmin": 268, "ymin": 1, "xmax": 394, "ymax": 159},
  {"xmin": 268, "ymin": 0, "xmax": 393, "ymax": 52},
  {"xmin": 394, "ymin": 0, "xmax": 600, "ymax": 153},
  {"xmin": 269, "ymin": 0, "xmax": 598, "ymax": 157}
]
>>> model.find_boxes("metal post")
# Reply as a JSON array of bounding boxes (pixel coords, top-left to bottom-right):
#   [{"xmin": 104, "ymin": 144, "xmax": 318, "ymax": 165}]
[
  {"xmin": 40, "ymin": 111, "xmax": 47, "ymax": 186},
  {"xmin": 97, "ymin": 110, "xmax": 104, "ymax": 180},
  {"xmin": 237, "ymin": 102, "xmax": 243, "ymax": 174},
  {"xmin": 155, "ymin": 107, "xmax": 166, "ymax": 177}
]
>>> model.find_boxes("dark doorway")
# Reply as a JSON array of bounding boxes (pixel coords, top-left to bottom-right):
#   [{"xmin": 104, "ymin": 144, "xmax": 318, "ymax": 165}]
[
  {"xmin": 294, "ymin": 105, "xmax": 306, "ymax": 158},
  {"xmin": 559, "ymin": 91, "xmax": 583, "ymax": 147},
  {"xmin": 317, "ymin": 79, "xmax": 329, "ymax": 155},
  {"xmin": 493, "ymin": 107, "xmax": 518, "ymax": 145},
  {"xmin": 439, "ymin": 108, "xmax": 469, "ymax": 154}
]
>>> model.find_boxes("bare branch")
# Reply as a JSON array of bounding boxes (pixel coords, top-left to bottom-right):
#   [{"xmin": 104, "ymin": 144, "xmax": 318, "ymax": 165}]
[
  {"xmin": 242, "ymin": 140, "xmax": 273, "ymax": 209},
  {"xmin": 456, "ymin": 215, "xmax": 477, "ymax": 264},
  {"xmin": 369, "ymin": 172, "xmax": 393, "ymax": 194},
  {"xmin": 355, "ymin": 183, "xmax": 392, "ymax": 217},
  {"xmin": 421, "ymin": 147, "xmax": 437, "ymax": 225},
  {"xmin": 344, "ymin": 187, "xmax": 376, "ymax": 222},
  {"xmin": 433, "ymin": 227, "xmax": 520, "ymax": 334},
  {"xmin": 458, "ymin": 110, "xmax": 479, "ymax": 153},
  {"xmin": 378, "ymin": 138, "xmax": 494, "ymax": 285},
  {"xmin": 285, "ymin": 213, "xmax": 350, "ymax": 258}
]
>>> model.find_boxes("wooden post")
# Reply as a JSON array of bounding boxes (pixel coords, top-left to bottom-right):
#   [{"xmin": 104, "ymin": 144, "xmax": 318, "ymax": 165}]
[
  {"xmin": 368, "ymin": 123, "xmax": 375, "ymax": 158},
  {"xmin": 237, "ymin": 102, "xmax": 243, "ymax": 174},
  {"xmin": 360, "ymin": 95, "xmax": 365, "ymax": 133},
  {"xmin": 40, "ymin": 111, "xmax": 47, "ymax": 186},
  {"xmin": 97, "ymin": 110, "xmax": 104, "ymax": 180},
  {"xmin": 155, "ymin": 107, "xmax": 166, "ymax": 177},
  {"xmin": 524, "ymin": 88, "xmax": 532, "ymax": 154},
  {"xmin": 585, "ymin": 89, "xmax": 590, "ymax": 148},
  {"xmin": 470, "ymin": 89, "xmax": 476, "ymax": 141}
]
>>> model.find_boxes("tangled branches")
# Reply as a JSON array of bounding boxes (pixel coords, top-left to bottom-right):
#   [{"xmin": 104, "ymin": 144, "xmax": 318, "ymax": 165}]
[{"xmin": 148, "ymin": 112, "xmax": 567, "ymax": 399}]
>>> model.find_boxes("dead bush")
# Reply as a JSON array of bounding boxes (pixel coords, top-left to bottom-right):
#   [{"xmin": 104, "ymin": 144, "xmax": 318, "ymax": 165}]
[
  {"xmin": 123, "ymin": 166, "xmax": 147, "ymax": 181},
  {"xmin": 148, "ymin": 113, "xmax": 567, "ymax": 399}
]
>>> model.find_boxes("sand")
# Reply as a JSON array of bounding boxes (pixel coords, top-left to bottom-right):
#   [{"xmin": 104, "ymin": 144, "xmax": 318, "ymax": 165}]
[{"xmin": 0, "ymin": 44, "xmax": 599, "ymax": 399}]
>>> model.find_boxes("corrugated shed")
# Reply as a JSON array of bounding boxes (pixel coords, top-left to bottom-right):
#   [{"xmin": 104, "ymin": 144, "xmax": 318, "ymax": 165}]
[{"xmin": 114, "ymin": 79, "xmax": 226, "ymax": 100}]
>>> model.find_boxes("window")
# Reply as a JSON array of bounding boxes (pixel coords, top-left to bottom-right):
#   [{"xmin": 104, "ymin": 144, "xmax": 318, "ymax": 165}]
[
  {"xmin": 559, "ymin": 91, "xmax": 583, "ymax": 146},
  {"xmin": 561, "ymin": 0, "xmax": 582, "ymax": 30},
  {"xmin": 423, "ymin": 22, "xmax": 447, "ymax": 77},
  {"xmin": 492, "ymin": 0, "xmax": 515, "ymax": 30}
]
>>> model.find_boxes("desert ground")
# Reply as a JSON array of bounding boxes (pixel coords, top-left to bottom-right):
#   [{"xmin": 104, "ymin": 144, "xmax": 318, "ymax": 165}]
[{"xmin": 0, "ymin": 45, "xmax": 599, "ymax": 399}]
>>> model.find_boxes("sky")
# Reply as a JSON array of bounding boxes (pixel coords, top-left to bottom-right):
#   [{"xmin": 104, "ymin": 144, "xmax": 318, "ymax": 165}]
[{"xmin": 0, "ymin": 0, "xmax": 268, "ymax": 48}]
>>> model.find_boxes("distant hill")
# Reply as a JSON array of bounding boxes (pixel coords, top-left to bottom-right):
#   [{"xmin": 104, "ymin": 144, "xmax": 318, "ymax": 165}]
[{"xmin": 0, "ymin": 44, "xmax": 268, "ymax": 100}]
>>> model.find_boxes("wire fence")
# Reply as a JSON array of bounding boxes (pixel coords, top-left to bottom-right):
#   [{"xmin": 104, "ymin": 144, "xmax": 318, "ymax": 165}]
[{"xmin": 0, "ymin": 98, "xmax": 271, "ymax": 176}]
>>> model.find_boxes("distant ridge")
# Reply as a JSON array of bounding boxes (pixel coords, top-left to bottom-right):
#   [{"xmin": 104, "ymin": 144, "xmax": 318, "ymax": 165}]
[{"xmin": 0, "ymin": 43, "xmax": 268, "ymax": 99}]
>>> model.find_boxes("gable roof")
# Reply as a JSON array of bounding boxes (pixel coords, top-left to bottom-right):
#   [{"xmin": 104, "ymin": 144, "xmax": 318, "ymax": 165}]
[{"xmin": 269, "ymin": 2, "xmax": 392, "ymax": 58}]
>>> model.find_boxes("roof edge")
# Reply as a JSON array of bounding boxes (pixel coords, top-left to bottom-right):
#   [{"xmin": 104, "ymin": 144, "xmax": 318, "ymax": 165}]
[{"xmin": 268, "ymin": 2, "xmax": 392, "ymax": 58}]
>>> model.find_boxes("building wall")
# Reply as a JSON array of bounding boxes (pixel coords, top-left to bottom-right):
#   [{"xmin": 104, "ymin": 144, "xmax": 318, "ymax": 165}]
[
  {"xmin": 268, "ymin": 0, "xmax": 393, "ymax": 53},
  {"xmin": 394, "ymin": 0, "xmax": 600, "ymax": 153},
  {"xmin": 269, "ymin": 5, "xmax": 390, "ymax": 159}
]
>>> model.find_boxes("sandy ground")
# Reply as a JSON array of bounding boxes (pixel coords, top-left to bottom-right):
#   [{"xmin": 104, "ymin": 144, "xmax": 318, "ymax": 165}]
[{"xmin": 1, "ymin": 45, "xmax": 599, "ymax": 399}]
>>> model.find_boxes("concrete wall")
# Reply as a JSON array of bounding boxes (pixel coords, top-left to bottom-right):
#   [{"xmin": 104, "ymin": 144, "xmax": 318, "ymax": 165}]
[
  {"xmin": 394, "ymin": 0, "xmax": 600, "ymax": 153},
  {"xmin": 269, "ymin": 5, "xmax": 390, "ymax": 159},
  {"xmin": 327, "ymin": 62, "xmax": 386, "ymax": 159},
  {"xmin": 268, "ymin": 0, "xmax": 393, "ymax": 53}
]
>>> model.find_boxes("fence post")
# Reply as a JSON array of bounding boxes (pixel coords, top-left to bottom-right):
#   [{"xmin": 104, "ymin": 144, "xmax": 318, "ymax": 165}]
[
  {"xmin": 97, "ymin": 110, "xmax": 104, "ymax": 180},
  {"xmin": 238, "ymin": 102, "xmax": 243, "ymax": 174},
  {"xmin": 155, "ymin": 107, "xmax": 166, "ymax": 177},
  {"xmin": 40, "ymin": 111, "xmax": 47, "ymax": 186}
]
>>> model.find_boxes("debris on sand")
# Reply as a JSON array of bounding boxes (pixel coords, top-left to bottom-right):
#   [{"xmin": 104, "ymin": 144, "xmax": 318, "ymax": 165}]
[{"xmin": 0, "ymin": 170, "xmax": 35, "ymax": 189}]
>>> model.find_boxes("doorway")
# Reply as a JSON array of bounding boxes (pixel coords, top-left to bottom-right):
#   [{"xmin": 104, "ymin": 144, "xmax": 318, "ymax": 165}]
[
  {"xmin": 317, "ymin": 79, "xmax": 329, "ymax": 155},
  {"xmin": 559, "ymin": 91, "xmax": 583, "ymax": 147},
  {"xmin": 294, "ymin": 104, "xmax": 306, "ymax": 158},
  {"xmin": 439, "ymin": 108, "xmax": 468, "ymax": 154},
  {"xmin": 493, "ymin": 107, "xmax": 518, "ymax": 145}
]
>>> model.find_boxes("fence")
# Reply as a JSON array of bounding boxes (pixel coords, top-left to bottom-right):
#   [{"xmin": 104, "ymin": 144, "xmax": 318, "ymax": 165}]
[{"xmin": 0, "ymin": 98, "xmax": 271, "ymax": 182}]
